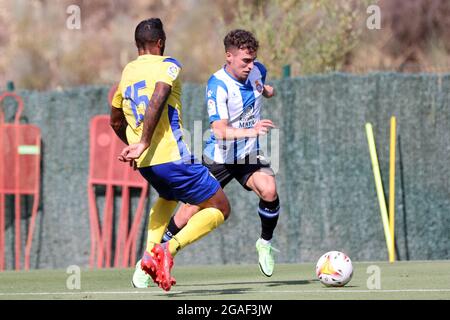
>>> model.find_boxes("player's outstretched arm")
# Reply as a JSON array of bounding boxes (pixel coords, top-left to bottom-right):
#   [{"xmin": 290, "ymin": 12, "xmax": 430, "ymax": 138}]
[
  {"xmin": 119, "ymin": 82, "xmax": 171, "ymax": 162},
  {"xmin": 211, "ymin": 119, "xmax": 275, "ymax": 140}
]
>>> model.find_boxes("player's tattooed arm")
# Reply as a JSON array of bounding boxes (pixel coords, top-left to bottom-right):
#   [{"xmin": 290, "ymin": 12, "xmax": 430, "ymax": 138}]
[
  {"xmin": 110, "ymin": 106, "xmax": 129, "ymax": 145},
  {"xmin": 139, "ymin": 82, "xmax": 171, "ymax": 147}
]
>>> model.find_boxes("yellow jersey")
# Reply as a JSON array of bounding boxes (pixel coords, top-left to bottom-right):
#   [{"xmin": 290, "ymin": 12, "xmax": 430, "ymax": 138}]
[{"xmin": 112, "ymin": 54, "xmax": 190, "ymax": 167}]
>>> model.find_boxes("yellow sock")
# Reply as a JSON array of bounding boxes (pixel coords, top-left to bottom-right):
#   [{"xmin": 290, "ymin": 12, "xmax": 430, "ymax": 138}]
[
  {"xmin": 167, "ymin": 207, "xmax": 225, "ymax": 256},
  {"xmin": 145, "ymin": 197, "xmax": 178, "ymax": 253}
]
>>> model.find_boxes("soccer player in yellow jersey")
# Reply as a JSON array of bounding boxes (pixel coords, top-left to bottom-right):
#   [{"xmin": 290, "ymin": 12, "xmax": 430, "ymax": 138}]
[{"xmin": 110, "ymin": 18, "xmax": 230, "ymax": 291}]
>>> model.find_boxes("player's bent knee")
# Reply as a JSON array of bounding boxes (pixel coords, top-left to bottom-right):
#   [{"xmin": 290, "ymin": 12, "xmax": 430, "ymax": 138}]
[
  {"xmin": 221, "ymin": 201, "xmax": 231, "ymax": 220},
  {"xmin": 260, "ymin": 187, "xmax": 278, "ymax": 202},
  {"xmin": 212, "ymin": 202, "xmax": 230, "ymax": 220},
  {"xmin": 214, "ymin": 193, "xmax": 231, "ymax": 220},
  {"xmin": 201, "ymin": 188, "xmax": 231, "ymax": 220}
]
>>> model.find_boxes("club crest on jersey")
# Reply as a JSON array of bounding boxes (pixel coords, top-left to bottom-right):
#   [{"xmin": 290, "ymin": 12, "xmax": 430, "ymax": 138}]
[
  {"xmin": 167, "ymin": 65, "xmax": 180, "ymax": 80},
  {"xmin": 255, "ymin": 80, "xmax": 263, "ymax": 93}
]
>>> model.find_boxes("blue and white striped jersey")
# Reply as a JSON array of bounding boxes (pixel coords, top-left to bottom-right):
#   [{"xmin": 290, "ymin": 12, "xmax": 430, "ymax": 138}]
[{"xmin": 204, "ymin": 62, "xmax": 267, "ymax": 163}]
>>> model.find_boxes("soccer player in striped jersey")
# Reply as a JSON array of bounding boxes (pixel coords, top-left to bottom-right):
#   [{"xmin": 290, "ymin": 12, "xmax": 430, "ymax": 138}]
[
  {"xmin": 111, "ymin": 18, "xmax": 230, "ymax": 291},
  {"xmin": 163, "ymin": 29, "xmax": 280, "ymax": 278}
]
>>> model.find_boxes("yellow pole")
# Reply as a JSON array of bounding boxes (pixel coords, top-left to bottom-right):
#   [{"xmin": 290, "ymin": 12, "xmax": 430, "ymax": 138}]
[
  {"xmin": 365, "ymin": 123, "xmax": 394, "ymax": 260},
  {"xmin": 389, "ymin": 116, "xmax": 396, "ymax": 263}
]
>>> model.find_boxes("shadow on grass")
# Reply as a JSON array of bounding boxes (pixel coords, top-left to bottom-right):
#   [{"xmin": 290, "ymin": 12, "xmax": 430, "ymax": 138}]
[
  {"xmin": 160, "ymin": 279, "xmax": 316, "ymax": 297},
  {"xmin": 165, "ymin": 287, "xmax": 254, "ymax": 298},
  {"xmin": 175, "ymin": 279, "xmax": 315, "ymax": 288},
  {"xmin": 161, "ymin": 279, "xmax": 360, "ymax": 297}
]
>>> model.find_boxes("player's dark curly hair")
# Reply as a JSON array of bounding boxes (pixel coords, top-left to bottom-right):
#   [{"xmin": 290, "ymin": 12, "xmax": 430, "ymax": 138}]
[
  {"xmin": 223, "ymin": 29, "xmax": 259, "ymax": 52},
  {"xmin": 135, "ymin": 18, "xmax": 166, "ymax": 49}
]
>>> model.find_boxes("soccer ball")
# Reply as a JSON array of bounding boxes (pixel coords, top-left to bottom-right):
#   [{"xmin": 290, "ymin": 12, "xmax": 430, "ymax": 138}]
[{"xmin": 315, "ymin": 251, "xmax": 353, "ymax": 287}]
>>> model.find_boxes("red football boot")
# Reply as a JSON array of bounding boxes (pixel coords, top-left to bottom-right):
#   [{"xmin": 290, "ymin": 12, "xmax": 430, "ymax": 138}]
[
  {"xmin": 152, "ymin": 243, "xmax": 176, "ymax": 291},
  {"xmin": 140, "ymin": 250, "xmax": 158, "ymax": 284}
]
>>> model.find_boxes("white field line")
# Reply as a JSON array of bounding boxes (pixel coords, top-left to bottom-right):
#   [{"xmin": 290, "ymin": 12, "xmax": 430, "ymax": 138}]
[
  {"xmin": 0, "ymin": 288, "xmax": 449, "ymax": 296},
  {"xmin": 0, "ymin": 290, "xmax": 183, "ymax": 296}
]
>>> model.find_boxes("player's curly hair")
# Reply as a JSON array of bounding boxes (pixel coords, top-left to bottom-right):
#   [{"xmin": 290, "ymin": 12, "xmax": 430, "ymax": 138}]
[
  {"xmin": 223, "ymin": 29, "xmax": 259, "ymax": 52},
  {"xmin": 135, "ymin": 18, "xmax": 166, "ymax": 49}
]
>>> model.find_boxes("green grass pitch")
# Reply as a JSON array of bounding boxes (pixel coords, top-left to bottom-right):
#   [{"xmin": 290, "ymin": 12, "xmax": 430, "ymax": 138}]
[{"xmin": 0, "ymin": 261, "xmax": 449, "ymax": 300}]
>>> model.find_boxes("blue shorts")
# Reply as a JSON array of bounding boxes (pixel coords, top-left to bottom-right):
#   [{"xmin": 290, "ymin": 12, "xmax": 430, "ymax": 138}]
[{"xmin": 139, "ymin": 160, "xmax": 220, "ymax": 205}]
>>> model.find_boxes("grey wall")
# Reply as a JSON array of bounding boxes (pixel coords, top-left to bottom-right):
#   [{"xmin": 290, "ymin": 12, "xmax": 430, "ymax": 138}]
[{"xmin": 1, "ymin": 73, "xmax": 449, "ymax": 270}]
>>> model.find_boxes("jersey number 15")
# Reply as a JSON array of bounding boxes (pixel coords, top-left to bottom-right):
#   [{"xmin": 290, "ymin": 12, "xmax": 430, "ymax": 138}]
[{"xmin": 124, "ymin": 80, "xmax": 150, "ymax": 127}]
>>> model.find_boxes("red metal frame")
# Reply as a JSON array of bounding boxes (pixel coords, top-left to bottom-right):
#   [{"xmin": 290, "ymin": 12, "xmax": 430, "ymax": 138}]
[
  {"xmin": 0, "ymin": 92, "xmax": 41, "ymax": 271},
  {"xmin": 0, "ymin": 101, "xmax": 4, "ymax": 270},
  {"xmin": 88, "ymin": 85, "xmax": 148, "ymax": 268}
]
